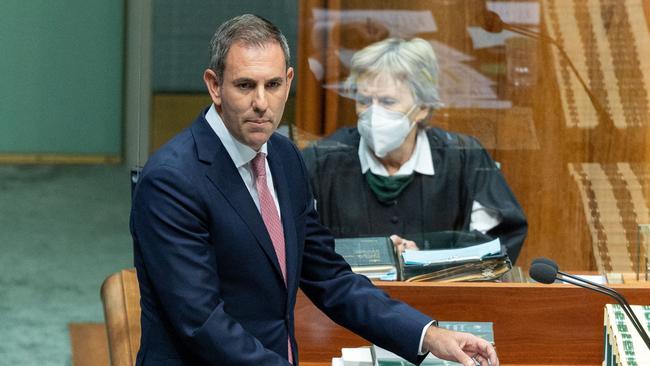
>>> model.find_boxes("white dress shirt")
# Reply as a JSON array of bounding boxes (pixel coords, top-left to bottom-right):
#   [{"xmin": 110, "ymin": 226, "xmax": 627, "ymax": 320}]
[{"xmin": 205, "ymin": 104, "xmax": 281, "ymax": 218}]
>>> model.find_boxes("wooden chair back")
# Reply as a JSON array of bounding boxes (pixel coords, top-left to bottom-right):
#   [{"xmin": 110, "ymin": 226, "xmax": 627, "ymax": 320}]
[{"xmin": 100, "ymin": 269, "xmax": 141, "ymax": 366}]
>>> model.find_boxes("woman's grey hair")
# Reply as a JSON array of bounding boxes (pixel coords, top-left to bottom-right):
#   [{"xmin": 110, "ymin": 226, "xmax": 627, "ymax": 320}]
[
  {"xmin": 344, "ymin": 38, "xmax": 442, "ymax": 109},
  {"xmin": 208, "ymin": 14, "xmax": 291, "ymax": 82}
]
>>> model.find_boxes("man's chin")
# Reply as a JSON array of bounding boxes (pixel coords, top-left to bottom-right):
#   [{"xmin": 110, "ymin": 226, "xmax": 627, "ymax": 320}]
[{"xmin": 245, "ymin": 132, "xmax": 273, "ymax": 150}]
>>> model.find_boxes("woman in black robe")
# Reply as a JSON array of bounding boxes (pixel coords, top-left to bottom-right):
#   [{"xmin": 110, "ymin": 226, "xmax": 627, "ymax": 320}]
[{"xmin": 302, "ymin": 38, "xmax": 527, "ymax": 263}]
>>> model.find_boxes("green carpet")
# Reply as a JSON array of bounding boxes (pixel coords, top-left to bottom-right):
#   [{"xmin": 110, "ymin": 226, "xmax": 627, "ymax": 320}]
[{"xmin": 0, "ymin": 165, "xmax": 134, "ymax": 365}]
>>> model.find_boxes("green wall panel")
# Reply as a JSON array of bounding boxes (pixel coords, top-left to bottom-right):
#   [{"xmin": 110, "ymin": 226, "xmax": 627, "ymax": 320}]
[{"xmin": 0, "ymin": 1, "xmax": 124, "ymax": 155}]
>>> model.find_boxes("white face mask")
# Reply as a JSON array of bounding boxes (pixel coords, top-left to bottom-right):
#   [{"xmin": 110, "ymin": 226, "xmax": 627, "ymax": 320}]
[{"xmin": 357, "ymin": 104, "xmax": 417, "ymax": 158}]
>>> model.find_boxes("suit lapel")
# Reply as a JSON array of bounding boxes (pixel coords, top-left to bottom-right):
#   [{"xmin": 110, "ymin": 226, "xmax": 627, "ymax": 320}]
[{"xmin": 192, "ymin": 117, "xmax": 286, "ymax": 283}]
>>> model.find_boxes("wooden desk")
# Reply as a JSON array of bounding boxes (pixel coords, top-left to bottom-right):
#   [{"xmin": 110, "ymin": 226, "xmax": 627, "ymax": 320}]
[{"xmin": 295, "ymin": 281, "xmax": 650, "ymax": 365}]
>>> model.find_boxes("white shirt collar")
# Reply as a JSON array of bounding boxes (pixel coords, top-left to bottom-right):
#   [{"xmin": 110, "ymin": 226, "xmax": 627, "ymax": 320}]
[
  {"xmin": 358, "ymin": 128, "xmax": 434, "ymax": 177},
  {"xmin": 205, "ymin": 104, "xmax": 267, "ymax": 167}
]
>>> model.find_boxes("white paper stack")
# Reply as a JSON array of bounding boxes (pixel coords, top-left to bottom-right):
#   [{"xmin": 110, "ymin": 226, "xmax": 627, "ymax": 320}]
[{"xmin": 604, "ymin": 304, "xmax": 650, "ymax": 366}]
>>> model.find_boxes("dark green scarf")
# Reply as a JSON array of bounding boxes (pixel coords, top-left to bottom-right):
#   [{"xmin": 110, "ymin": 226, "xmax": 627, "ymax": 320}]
[{"xmin": 365, "ymin": 171, "xmax": 415, "ymax": 204}]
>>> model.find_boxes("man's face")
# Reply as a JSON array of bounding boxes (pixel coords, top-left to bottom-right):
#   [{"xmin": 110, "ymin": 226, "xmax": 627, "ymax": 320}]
[{"xmin": 204, "ymin": 41, "xmax": 293, "ymax": 150}]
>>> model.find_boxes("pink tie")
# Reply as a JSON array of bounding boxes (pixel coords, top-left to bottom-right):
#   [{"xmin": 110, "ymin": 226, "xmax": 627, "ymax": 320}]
[
  {"xmin": 250, "ymin": 152, "xmax": 293, "ymax": 364},
  {"xmin": 251, "ymin": 152, "xmax": 287, "ymax": 281}
]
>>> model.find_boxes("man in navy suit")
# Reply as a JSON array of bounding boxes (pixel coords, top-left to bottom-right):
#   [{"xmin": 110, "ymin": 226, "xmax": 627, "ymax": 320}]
[{"xmin": 131, "ymin": 14, "xmax": 498, "ymax": 366}]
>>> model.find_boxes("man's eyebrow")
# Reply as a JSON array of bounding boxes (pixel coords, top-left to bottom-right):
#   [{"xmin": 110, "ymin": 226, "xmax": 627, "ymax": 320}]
[
  {"xmin": 232, "ymin": 77, "xmax": 256, "ymax": 84},
  {"xmin": 231, "ymin": 76, "xmax": 284, "ymax": 84},
  {"xmin": 266, "ymin": 77, "xmax": 284, "ymax": 84}
]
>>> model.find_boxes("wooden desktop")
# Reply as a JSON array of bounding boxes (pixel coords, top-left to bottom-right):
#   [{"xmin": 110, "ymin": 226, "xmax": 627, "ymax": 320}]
[{"xmin": 295, "ymin": 280, "xmax": 650, "ymax": 365}]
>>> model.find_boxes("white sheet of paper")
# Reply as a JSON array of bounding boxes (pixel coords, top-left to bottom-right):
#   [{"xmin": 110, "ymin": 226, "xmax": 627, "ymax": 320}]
[
  {"xmin": 340, "ymin": 347, "xmax": 373, "ymax": 364},
  {"xmin": 312, "ymin": 9, "xmax": 437, "ymax": 38},
  {"xmin": 467, "ymin": 26, "xmax": 518, "ymax": 49},
  {"xmin": 402, "ymin": 238, "xmax": 501, "ymax": 265}
]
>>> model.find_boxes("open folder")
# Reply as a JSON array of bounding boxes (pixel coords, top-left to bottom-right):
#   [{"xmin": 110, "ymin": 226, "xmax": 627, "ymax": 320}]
[
  {"xmin": 334, "ymin": 233, "xmax": 511, "ymax": 282},
  {"xmin": 402, "ymin": 238, "xmax": 511, "ymax": 282}
]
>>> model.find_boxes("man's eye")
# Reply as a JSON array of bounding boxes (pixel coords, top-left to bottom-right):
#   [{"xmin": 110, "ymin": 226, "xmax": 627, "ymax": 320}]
[
  {"xmin": 266, "ymin": 81, "xmax": 282, "ymax": 89},
  {"xmin": 237, "ymin": 83, "xmax": 254, "ymax": 90}
]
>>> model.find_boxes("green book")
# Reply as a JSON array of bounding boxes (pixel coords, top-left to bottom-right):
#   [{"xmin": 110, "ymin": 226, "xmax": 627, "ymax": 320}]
[{"xmin": 335, "ymin": 237, "xmax": 399, "ymax": 279}]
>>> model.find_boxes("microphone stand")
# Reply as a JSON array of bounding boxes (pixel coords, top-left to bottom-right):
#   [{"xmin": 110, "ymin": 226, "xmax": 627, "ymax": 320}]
[
  {"xmin": 554, "ymin": 273, "xmax": 650, "ymax": 350},
  {"xmin": 500, "ymin": 22, "xmax": 614, "ymax": 126}
]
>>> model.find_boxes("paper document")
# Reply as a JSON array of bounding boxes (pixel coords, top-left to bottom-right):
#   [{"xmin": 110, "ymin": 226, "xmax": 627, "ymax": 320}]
[
  {"xmin": 340, "ymin": 347, "xmax": 372, "ymax": 366},
  {"xmin": 402, "ymin": 238, "xmax": 501, "ymax": 265}
]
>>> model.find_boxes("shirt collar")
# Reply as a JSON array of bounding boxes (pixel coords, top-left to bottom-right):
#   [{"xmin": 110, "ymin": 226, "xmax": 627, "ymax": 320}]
[
  {"xmin": 358, "ymin": 128, "xmax": 434, "ymax": 177},
  {"xmin": 205, "ymin": 104, "xmax": 267, "ymax": 168}
]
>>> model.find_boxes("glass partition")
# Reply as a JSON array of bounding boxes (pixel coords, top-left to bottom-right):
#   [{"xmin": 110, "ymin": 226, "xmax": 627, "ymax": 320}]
[{"xmin": 294, "ymin": 0, "xmax": 650, "ymax": 276}]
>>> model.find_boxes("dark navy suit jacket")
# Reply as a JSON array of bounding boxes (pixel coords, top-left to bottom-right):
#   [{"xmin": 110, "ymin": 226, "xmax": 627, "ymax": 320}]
[{"xmin": 130, "ymin": 109, "xmax": 432, "ymax": 365}]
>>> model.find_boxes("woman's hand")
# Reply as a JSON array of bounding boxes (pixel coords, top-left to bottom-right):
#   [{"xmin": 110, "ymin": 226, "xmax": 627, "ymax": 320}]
[{"xmin": 390, "ymin": 234, "xmax": 418, "ymax": 254}]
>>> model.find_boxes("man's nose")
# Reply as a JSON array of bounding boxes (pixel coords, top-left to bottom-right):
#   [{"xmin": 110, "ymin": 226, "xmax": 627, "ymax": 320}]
[{"xmin": 252, "ymin": 86, "xmax": 268, "ymax": 114}]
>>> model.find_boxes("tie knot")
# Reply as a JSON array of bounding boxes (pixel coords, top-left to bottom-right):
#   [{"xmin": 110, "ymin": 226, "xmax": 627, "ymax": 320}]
[{"xmin": 251, "ymin": 152, "xmax": 267, "ymax": 177}]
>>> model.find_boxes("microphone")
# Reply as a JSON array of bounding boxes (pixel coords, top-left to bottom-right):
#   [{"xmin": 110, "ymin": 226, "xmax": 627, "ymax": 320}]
[
  {"xmin": 481, "ymin": 10, "xmax": 506, "ymax": 33},
  {"xmin": 529, "ymin": 259, "xmax": 650, "ymax": 350},
  {"xmin": 481, "ymin": 10, "xmax": 614, "ymax": 126},
  {"xmin": 530, "ymin": 259, "xmax": 631, "ymax": 308},
  {"xmin": 530, "ymin": 256, "xmax": 557, "ymax": 271},
  {"xmin": 528, "ymin": 261, "xmax": 556, "ymax": 284}
]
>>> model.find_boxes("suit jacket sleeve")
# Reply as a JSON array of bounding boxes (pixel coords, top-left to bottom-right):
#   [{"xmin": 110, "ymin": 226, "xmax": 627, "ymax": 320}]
[{"xmin": 132, "ymin": 164, "xmax": 292, "ymax": 365}]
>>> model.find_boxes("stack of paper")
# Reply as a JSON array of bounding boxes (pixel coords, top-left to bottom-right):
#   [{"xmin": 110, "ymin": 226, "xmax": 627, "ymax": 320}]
[
  {"xmin": 401, "ymin": 238, "xmax": 501, "ymax": 265},
  {"xmin": 603, "ymin": 304, "xmax": 650, "ymax": 365},
  {"xmin": 401, "ymin": 238, "xmax": 511, "ymax": 282}
]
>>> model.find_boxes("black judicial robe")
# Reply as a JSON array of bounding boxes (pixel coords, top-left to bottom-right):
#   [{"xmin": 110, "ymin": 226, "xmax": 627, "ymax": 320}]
[{"xmin": 301, "ymin": 127, "xmax": 528, "ymax": 264}]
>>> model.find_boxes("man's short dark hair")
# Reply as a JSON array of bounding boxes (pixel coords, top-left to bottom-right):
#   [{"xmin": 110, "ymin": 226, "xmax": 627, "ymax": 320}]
[{"xmin": 208, "ymin": 14, "xmax": 291, "ymax": 82}]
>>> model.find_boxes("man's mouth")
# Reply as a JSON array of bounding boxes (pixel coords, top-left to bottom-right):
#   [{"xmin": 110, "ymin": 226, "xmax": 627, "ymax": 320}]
[{"xmin": 246, "ymin": 119, "xmax": 271, "ymax": 124}]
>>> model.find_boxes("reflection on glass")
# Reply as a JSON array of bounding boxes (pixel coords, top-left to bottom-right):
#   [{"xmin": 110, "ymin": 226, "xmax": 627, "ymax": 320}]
[
  {"xmin": 505, "ymin": 37, "xmax": 536, "ymax": 87},
  {"xmin": 637, "ymin": 224, "xmax": 650, "ymax": 280}
]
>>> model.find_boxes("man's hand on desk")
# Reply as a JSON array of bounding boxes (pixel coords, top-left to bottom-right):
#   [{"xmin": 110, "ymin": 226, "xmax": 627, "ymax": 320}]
[
  {"xmin": 390, "ymin": 235, "xmax": 418, "ymax": 254},
  {"xmin": 423, "ymin": 325, "xmax": 499, "ymax": 366}
]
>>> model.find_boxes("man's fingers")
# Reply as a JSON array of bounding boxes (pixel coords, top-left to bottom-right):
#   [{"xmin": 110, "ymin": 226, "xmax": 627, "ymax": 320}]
[
  {"xmin": 471, "ymin": 354, "xmax": 490, "ymax": 366},
  {"xmin": 455, "ymin": 352, "xmax": 477, "ymax": 366},
  {"xmin": 460, "ymin": 338, "xmax": 497, "ymax": 366},
  {"xmin": 483, "ymin": 342, "xmax": 498, "ymax": 366}
]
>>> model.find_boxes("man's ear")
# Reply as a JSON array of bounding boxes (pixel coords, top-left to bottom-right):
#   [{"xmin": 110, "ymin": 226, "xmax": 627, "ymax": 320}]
[
  {"xmin": 203, "ymin": 69, "xmax": 221, "ymax": 106},
  {"xmin": 285, "ymin": 67, "xmax": 294, "ymax": 99}
]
